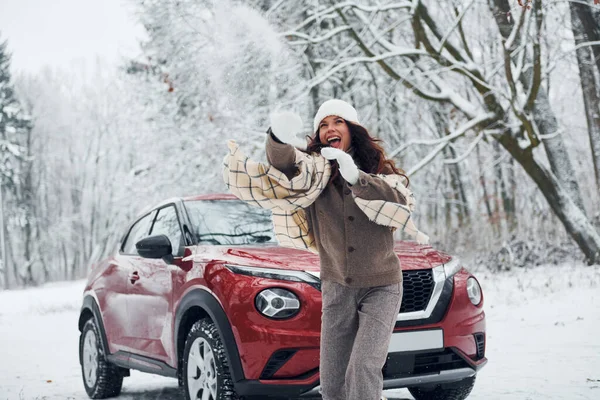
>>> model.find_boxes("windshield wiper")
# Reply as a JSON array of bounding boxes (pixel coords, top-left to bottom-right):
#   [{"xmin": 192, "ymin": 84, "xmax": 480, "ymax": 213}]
[
  {"xmin": 249, "ymin": 235, "xmax": 273, "ymax": 243},
  {"xmin": 197, "ymin": 232, "xmax": 274, "ymax": 245}
]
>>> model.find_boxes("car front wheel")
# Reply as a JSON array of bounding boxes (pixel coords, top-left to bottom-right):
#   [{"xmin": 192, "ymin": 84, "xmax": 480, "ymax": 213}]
[
  {"xmin": 79, "ymin": 319, "xmax": 124, "ymax": 399},
  {"xmin": 183, "ymin": 319, "xmax": 238, "ymax": 400},
  {"xmin": 408, "ymin": 375, "xmax": 476, "ymax": 400}
]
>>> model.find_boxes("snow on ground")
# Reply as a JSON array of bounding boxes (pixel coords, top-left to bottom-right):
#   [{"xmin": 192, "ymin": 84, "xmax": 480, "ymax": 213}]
[{"xmin": 0, "ymin": 262, "xmax": 599, "ymax": 400}]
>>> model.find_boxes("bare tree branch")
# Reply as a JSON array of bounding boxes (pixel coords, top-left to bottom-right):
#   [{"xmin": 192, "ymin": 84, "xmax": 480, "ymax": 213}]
[
  {"xmin": 443, "ymin": 131, "xmax": 485, "ymax": 164},
  {"xmin": 289, "ymin": 1, "xmax": 412, "ymax": 33},
  {"xmin": 440, "ymin": 0, "xmax": 476, "ymax": 55},
  {"xmin": 407, "ymin": 141, "xmax": 448, "ymax": 176},
  {"xmin": 281, "ymin": 26, "xmax": 351, "ymax": 45},
  {"xmin": 389, "ymin": 112, "xmax": 496, "ymax": 158}
]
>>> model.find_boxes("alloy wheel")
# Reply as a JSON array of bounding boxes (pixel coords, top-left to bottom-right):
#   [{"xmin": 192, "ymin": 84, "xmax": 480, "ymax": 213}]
[
  {"xmin": 187, "ymin": 337, "xmax": 218, "ymax": 400},
  {"xmin": 82, "ymin": 329, "xmax": 99, "ymax": 388}
]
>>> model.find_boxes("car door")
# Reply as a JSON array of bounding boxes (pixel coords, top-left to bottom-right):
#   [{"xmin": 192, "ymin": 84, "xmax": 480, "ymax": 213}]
[
  {"xmin": 126, "ymin": 204, "xmax": 183, "ymax": 362},
  {"xmin": 102, "ymin": 211, "xmax": 154, "ymax": 353}
]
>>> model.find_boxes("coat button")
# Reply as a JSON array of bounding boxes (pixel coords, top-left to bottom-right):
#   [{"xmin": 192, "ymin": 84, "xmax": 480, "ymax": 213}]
[
  {"xmin": 344, "ymin": 188, "xmax": 351, "ymax": 195},
  {"xmin": 348, "ymin": 216, "xmax": 354, "ymax": 221},
  {"xmin": 345, "ymin": 277, "xmax": 353, "ymax": 284},
  {"xmin": 348, "ymin": 246, "xmax": 355, "ymax": 252}
]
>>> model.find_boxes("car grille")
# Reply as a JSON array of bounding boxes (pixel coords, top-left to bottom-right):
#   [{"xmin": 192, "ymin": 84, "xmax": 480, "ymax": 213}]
[
  {"xmin": 383, "ymin": 348, "xmax": 469, "ymax": 378},
  {"xmin": 400, "ymin": 269, "xmax": 435, "ymax": 313}
]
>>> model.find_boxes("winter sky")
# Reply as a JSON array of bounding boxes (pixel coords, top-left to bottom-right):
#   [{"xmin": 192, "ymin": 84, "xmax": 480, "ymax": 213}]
[{"xmin": 0, "ymin": 0, "xmax": 144, "ymax": 73}]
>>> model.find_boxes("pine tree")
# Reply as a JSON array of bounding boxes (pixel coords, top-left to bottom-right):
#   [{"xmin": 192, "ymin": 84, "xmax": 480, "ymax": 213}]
[
  {"xmin": 0, "ymin": 34, "xmax": 33, "ymax": 288},
  {"xmin": 0, "ymin": 39, "xmax": 27, "ymax": 183}
]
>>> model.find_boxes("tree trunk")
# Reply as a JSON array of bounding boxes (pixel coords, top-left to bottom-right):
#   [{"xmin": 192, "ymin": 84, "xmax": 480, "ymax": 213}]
[
  {"xmin": 476, "ymin": 144, "xmax": 495, "ymax": 228},
  {"xmin": 573, "ymin": 2, "xmax": 600, "ymax": 75},
  {"xmin": 570, "ymin": 2, "xmax": 600, "ymax": 193},
  {"xmin": 7, "ymin": 229, "xmax": 18, "ymax": 286},
  {"xmin": 21, "ymin": 125, "xmax": 34, "ymax": 285},
  {"xmin": 493, "ymin": 141, "xmax": 512, "ymax": 234},
  {"xmin": 0, "ymin": 183, "xmax": 8, "ymax": 289},
  {"xmin": 31, "ymin": 167, "xmax": 49, "ymax": 282},
  {"xmin": 61, "ymin": 241, "xmax": 69, "ymax": 281},
  {"xmin": 455, "ymin": 164, "xmax": 470, "ymax": 227},
  {"xmin": 506, "ymin": 156, "xmax": 517, "ymax": 233},
  {"xmin": 497, "ymin": 133, "xmax": 600, "ymax": 264},
  {"xmin": 445, "ymin": 145, "xmax": 470, "ymax": 228},
  {"xmin": 533, "ymin": 90, "xmax": 587, "ymax": 215}
]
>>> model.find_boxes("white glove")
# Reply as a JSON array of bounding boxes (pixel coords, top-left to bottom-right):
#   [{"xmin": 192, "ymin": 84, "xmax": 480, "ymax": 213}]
[
  {"xmin": 269, "ymin": 111, "xmax": 307, "ymax": 150},
  {"xmin": 320, "ymin": 147, "xmax": 359, "ymax": 185}
]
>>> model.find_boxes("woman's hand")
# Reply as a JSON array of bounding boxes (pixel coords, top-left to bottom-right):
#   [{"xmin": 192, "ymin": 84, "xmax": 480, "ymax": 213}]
[
  {"xmin": 321, "ymin": 147, "xmax": 359, "ymax": 185},
  {"xmin": 269, "ymin": 111, "xmax": 307, "ymax": 150}
]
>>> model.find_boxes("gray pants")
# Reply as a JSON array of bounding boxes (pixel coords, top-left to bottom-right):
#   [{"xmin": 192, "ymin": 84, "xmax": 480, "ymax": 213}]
[{"xmin": 320, "ymin": 280, "xmax": 403, "ymax": 400}]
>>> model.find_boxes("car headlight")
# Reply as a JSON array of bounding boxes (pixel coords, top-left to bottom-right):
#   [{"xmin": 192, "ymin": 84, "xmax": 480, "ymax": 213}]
[
  {"xmin": 255, "ymin": 288, "xmax": 300, "ymax": 319},
  {"xmin": 225, "ymin": 264, "xmax": 321, "ymax": 291},
  {"xmin": 466, "ymin": 277, "xmax": 482, "ymax": 306},
  {"xmin": 443, "ymin": 257, "xmax": 462, "ymax": 278}
]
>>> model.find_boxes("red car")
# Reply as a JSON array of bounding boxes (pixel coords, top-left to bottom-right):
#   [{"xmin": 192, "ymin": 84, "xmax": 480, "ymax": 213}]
[{"xmin": 78, "ymin": 194, "xmax": 487, "ymax": 400}]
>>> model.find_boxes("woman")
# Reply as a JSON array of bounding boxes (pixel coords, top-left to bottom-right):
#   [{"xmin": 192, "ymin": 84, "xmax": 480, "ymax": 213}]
[{"xmin": 265, "ymin": 99, "xmax": 428, "ymax": 400}]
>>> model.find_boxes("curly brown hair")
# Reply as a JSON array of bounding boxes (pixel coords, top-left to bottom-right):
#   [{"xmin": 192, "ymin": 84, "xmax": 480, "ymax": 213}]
[{"xmin": 305, "ymin": 121, "xmax": 409, "ymax": 186}]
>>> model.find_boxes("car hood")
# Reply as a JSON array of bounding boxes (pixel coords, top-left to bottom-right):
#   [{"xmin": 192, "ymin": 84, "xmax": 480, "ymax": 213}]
[{"xmin": 189, "ymin": 241, "xmax": 452, "ymax": 273}]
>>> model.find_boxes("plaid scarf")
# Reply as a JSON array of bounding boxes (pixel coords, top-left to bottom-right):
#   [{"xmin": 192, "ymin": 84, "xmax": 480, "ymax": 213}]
[{"xmin": 223, "ymin": 140, "xmax": 423, "ymax": 253}]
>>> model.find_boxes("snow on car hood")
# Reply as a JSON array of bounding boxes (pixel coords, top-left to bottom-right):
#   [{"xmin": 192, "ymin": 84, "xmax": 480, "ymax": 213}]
[
  {"xmin": 185, "ymin": 244, "xmax": 321, "ymax": 272},
  {"xmin": 392, "ymin": 242, "xmax": 453, "ymax": 270},
  {"xmin": 186, "ymin": 241, "xmax": 453, "ymax": 273}
]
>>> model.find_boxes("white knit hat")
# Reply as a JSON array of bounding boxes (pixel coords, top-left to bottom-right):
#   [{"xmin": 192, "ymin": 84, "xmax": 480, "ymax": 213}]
[{"xmin": 313, "ymin": 99, "xmax": 360, "ymax": 132}]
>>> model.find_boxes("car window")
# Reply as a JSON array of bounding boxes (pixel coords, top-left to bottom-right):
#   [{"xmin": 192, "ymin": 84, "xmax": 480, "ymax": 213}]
[
  {"xmin": 150, "ymin": 205, "xmax": 183, "ymax": 256},
  {"xmin": 184, "ymin": 200, "xmax": 276, "ymax": 245},
  {"xmin": 122, "ymin": 213, "xmax": 154, "ymax": 255}
]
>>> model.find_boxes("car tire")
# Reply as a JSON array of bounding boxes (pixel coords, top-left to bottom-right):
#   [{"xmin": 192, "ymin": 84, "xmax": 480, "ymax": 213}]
[
  {"xmin": 79, "ymin": 318, "xmax": 124, "ymax": 399},
  {"xmin": 408, "ymin": 375, "xmax": 476, "ymax": 400},
  {"xmin": 183, "ymin": 319, "xmax": 239, "ymax": 400}
]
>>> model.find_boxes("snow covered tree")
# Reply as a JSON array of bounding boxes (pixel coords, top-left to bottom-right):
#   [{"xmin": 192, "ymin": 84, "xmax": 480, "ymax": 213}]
[
  {"xmin": 6, "ymin": 1, "xmax": 598, "ymax": 290},
  {"xmin": 124, "ymin": 0, "xmax": 600, "ymax": 263},
  {"xmin": 266, "ymin": 0, "xmax": 600, "ymax": 263},
  {"xmin": 13, "ymin": 62, "xmax": 162, "ymax": 283},
  {"xmin": 127, "ymin": 0, "xmax": 307, "ymax": 194},
  {"xmin": 569, "ymin": 1, "xmax": 600, "ymax": 197},
  {"xmin": 0, "ymin": 35, "xmax": 34, "ymax": 288}
]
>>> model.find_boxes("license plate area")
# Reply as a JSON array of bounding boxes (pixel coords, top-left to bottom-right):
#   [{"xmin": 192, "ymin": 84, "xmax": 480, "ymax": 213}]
[{"xmin": 388, "ymin": 329, "xmax": 443, "ymax": 352}]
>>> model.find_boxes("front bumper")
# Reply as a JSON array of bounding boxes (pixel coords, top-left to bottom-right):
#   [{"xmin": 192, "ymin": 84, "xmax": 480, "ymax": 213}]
[
  {"xmin": 236, "ymin": 346, "xmax": 487, "ymax": 398},
  {"xmin": 301, "ymin": 363, "xmax": 481, "ymax": 397},
  {"xmin": 227, "ymin": 267, "xmax": 487, "ymax": 397}
]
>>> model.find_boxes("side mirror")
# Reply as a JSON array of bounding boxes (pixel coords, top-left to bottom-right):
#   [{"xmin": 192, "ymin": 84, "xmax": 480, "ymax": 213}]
[{"xmin": 136, "ymin": 235, "xmax": 174, "ymax": 264}]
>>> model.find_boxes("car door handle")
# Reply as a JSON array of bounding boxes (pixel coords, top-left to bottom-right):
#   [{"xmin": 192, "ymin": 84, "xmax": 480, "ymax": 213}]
[{"xmin": 129, "ymin": 271, "xmax": 140, "ymax": 284}]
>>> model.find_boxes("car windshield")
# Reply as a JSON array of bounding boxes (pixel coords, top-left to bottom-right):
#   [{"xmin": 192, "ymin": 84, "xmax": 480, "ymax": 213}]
[{"xmin": 184, "ymin": 199, "xmax": 277, "ymax": 245}]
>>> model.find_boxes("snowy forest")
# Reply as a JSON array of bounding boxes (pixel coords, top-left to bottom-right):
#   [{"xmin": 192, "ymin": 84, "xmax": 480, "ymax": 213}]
[{"xmin": 1, "ymin": 0, "xmax": 600, "ymax": 289}]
